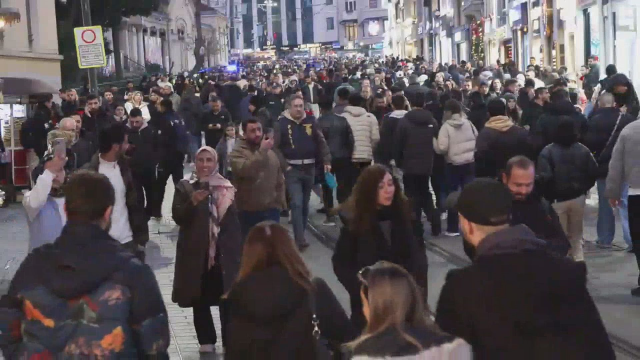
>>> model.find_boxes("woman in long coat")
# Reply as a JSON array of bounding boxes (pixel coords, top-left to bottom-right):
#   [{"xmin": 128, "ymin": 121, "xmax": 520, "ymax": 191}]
[{"xmin": 172, "ymin": 146, "xmax": 243, "ymax": 353}]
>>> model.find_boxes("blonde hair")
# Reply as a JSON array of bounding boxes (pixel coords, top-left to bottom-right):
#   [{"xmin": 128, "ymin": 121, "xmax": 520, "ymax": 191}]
[{"xmin": 348, "ymin": 262, "xmax": 436, "ymax": 352}]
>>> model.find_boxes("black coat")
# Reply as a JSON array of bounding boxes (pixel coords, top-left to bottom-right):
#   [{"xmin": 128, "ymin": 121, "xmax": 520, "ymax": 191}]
[
  {"xmin": 317, "ymin": 112, "xmax": 355, "ymax": 160},
  {"xmin": 531, "ymin": 100, "xmax": 588, "ymax": 155},
  {"xmin": 510, "ymin": 195, "xmax": 571, "ymax": 257},
  {"xmin": 374, "ymin": 111, "xmax": 405, "ymax": 165},
  {"xmin": 301, "ymin": 83, "xmax": 323, "ymax": 104},
  {"xmin": 583, "ymin": 107, "xmax": 635, "ymax": 178},
  {"xmin": 403, "ymin": 83, "xmax": 429, "ymax": 106},
  {"xmin": 475, "ymin": 119, "xmax": 533, "ymax": 178},
  {"xmin": 81, "ymin": 109, "xmax": 115, "ymax": 148},
  {"xmin": 178, "ymin": 94, "xmax": 204, "ymax": 134},
  {"xmin": 537, "ymin": 142, "xmax": 599, "ymax": 202},
  {"xmin": 225, "ymin": 267, "xmax": 356, "ymax": 360},
  {"xmin": 393, "ymin": 109, "xmax": 439, "ymax": 175},
  {"xmin": 201, "ymin": 109, "xmax": 232, "ymax": 147},
  {"xmin": 520, "ymin": 101, "xmax": 545, "ymax": 130},
  {"xmin": 332, "ymin": 209, "xmax": 429, "ymax": 329},
  {"xmin": 436, "ymin": 225, "xmax": 614, "ymax": 360},
  {"xmin": 264, "ymin": 93, "xmax": 284, "ymax": 120},
  {"xmin": 20, "ymin": 105, "xmax": 51, "ymax": 157},
  {"xmin": 467, "ymin": 103, "xmax": 489, "ymax": 132},
  {"xmin": 70, "ymin": 134, "xmax": 95, "ymax": 169},
  {"xmin": 127, "ymin": 123, "xmax": 158, "ymax": 174}
]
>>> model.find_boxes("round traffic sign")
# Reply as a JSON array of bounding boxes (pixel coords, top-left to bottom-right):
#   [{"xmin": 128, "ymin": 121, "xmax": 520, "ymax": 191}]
[{"xmin": 81, "ymin": 29, "xmax": 97, "ymax": 44}]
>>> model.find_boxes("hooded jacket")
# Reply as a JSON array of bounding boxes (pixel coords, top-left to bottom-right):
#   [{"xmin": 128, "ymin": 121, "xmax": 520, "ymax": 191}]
[
  {"xmin": 393, "ymin": 108, "xmax": 439, "ymax": 175},
  {"xmin": 475, "ymin": 116, "xmax": 532, "ymax": 178},
  {"xmin": 341, "ymin": 106, "xmax": 380, "ymax": 162},
  {"xmin": 0, "ymin": 223, "xmax": 169, "ymax": 358},
  {"xmin": 435, "ymin": 113, "xmax": 478, "ymax": 165},
  {"xmin": 605, "ymin": 73, "xmax": 640, "ymax": 119},
  {"xmin": 436, "ymin": 225, "xmax": 614, "ymax": 360},
  {"xmin": 375, "ymin": 110, "xmax": 407, "ymax": 165},
  {"xmin": 225, "ymin": 267, "xmax": 356, "ymax": 360}
]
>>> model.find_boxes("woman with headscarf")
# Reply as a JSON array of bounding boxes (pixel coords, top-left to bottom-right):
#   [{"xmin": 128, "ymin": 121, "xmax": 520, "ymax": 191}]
[
  {"xmin": 171, "ymin": 146, "xmax": 243, "ymax": 353},
  {"xmin": 124, "ymin": 91, "xmax": 151, "ymax": 121}
]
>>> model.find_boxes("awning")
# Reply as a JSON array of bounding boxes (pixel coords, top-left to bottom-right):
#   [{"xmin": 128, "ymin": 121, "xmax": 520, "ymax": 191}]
[
  {"xmin": 340, "ymin": 19, "xmax": 358, "ymax": 24},
  {"xmin": 0, "ymin": 77, "xmax": 58, "ymax": 96}
]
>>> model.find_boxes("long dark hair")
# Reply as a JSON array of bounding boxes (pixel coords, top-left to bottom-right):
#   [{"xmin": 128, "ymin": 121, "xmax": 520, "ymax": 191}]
[{"xmin": 343, "ymin": 165, "xmax": 411, "ymax": 237}]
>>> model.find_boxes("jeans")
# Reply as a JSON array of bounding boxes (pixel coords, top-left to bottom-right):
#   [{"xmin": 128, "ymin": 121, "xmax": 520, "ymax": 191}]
[
  {"xmin": 238, "ymin": 208, "xmax": 280, "ymax": 238},
  {"xmin": 403, "ymin": 174, "xmax": 438, "ymax": 238},
  {"xmin": 628, "ymin": 195, "xmax": 640, "ymax": 286},
  {"xmin": 552, "ymin": 195, "xmax": 587, "ymax": 261},
  {"xmin": 190, "ymin": 133, "xmax": 202, "ymax": 161},
  {"xmin": 445, "ymin": 163, "xmax": 475, "ymax": 233},
  {"xmin": 285, "ymin": 165, "xmax": 315, "ymax": 245},
  {"xmin": 596, "ymin": 179, "xmax": 630, "ymax": 246}
]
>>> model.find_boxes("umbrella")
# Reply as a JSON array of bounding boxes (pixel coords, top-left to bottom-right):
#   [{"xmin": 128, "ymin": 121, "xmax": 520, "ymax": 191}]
[{"xmin": 0, "ymin": 77, "xmax": 58, "ymax": 96}]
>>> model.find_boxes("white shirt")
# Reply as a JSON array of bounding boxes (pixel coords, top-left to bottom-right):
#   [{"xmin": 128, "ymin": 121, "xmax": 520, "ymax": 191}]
[
  {"xmin": 98, "ymin": 156, "xmax": 133, "ymax": 244},
  {"xmin": 22, "ymin": 169, "xmax": 67, "ymax": 224}
]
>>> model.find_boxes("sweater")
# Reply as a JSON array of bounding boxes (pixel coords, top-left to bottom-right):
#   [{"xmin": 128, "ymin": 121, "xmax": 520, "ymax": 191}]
[
  {"xmin": 435, "ymin": 113, "xmax": 478, "ymax": 165},
  {"xmin": 606, "ymin": 120, "xmax": 640, "ymax": 199},
  {"xmin": 341, "ymin": 106, "xmax": 380, "ymax": 162}
]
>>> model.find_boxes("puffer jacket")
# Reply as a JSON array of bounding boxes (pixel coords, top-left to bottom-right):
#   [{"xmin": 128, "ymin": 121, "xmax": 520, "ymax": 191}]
[
  {"xmin": 347, "ymin": 326, "xmax": 471, "ymax": 360},
  {"xmin": 0, "ymin": 223, "xmax": 169, "ymax": 358},
  {"xmin": 435, "ymin": 113, "xmax": 478, "ymax": 165},
  {"xmin": 393, "ymin": 108, "xmax": 439, "ymax": 175},
  {"xmin": 341, "ymin": 106, "xmax": 380, "ymax": 162},
  {"xmin": 537, "ymin": 142, "xmax": 599, "ymax": 202}
]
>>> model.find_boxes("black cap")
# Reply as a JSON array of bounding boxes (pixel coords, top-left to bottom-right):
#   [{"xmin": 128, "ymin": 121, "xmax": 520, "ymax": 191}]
[{"xmin": 445, "ymin": 178, "xmax": 512, "ymax": 226}]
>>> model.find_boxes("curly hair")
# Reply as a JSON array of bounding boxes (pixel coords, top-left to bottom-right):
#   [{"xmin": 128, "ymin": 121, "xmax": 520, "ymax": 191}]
[{"xmin": 343, "ymin": 164, "xmax": 412, "ymax": 237}]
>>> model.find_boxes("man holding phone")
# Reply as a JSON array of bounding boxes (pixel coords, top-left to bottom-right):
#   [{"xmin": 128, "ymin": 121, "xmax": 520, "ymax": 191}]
[
  {"xmin": 202, "ymin": 95, "xmax": 232, "ymax": 147},
  {"xmin": 230, "ymin": 118, "xmax": 286, "ymax": 238}
]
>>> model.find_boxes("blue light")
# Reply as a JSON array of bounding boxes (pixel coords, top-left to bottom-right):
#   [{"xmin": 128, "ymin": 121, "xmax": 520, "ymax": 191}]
[{"xmin": 226, "ymin": 65, "xmax": 238, "ymax": 72}]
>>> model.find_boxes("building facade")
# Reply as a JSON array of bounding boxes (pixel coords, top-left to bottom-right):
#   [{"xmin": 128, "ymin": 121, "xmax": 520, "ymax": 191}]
[
  {"xmin": 107, "ymin": 0, "xmax": 229, "ymax": 76},
  {"xmin": 0, "ymin": 0, "xmax": 62, "ymax": 92},
  {"xmin": 337, "ymin": 0, "xmax": 389, "ymax": 55}
]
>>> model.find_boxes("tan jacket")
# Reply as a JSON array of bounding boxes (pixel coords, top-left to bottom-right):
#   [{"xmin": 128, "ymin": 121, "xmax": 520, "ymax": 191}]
[{"xmin": 229, "ymin": 138, "xmax": 286, "ymax": 211}]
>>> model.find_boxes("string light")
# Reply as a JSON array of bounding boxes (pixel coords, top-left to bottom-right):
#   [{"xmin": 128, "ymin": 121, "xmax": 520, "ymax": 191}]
[{"xmin": 471, "ymin": 18, "xmax": 485, "ymax": 62}]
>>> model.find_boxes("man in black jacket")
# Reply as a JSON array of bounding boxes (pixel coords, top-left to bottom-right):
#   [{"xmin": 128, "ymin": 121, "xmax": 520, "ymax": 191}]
[
  {"xmin": 437, "ymin": 178, "xmax": 614, "ymax": 360},
  {"xmin": 394, "ymin": 92, "xmax": 441, "ymax": 238},
  {"xmin": 201, "ymin": 95, "xmax": 232, "ymax": 147},
  {"xmin": 301, "ymin": 75, "xmax": 323, "ymax": 118},
  {"xmin": 82, "ymin": 94, "xmax": 114, "ymax": 147},
  {"xmin": 317, "ymin": 96, "xmax": 355, "ymax": 219},
  {"xmin": 520, "ymin": 87, "xmax": 549, "ymax": 130},
  {"xmin": 531, "ymin": 96, "xmax": 588, "ymax": 156},
  {"xmin": 264, "ymin": 83, "xmax": 285, "ymax": 121},
  {"xmin": 126, "ymin": 108, "xmax": 158, "ymax": 219},
  {"xmin": 502, "ymin": 156, "xmax": 570, "ymax": 257},
  {"xmin": 21, "ymin": 96, "xmax": 53, "ymax": 184},
  {"xmin": 403, "ymin": 74, "xmax": 429, "ymax": 107}
]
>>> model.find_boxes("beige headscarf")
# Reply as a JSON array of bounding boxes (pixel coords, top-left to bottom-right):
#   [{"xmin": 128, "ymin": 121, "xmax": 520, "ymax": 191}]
[{"xmin": 196, "ymin": 146, "xmax": 235, "ymax": 269}]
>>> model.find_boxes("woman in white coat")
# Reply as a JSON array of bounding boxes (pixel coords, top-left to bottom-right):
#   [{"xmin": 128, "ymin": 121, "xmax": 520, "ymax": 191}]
[
  {"xmin": 124, "ymin": 91, "xmax": 151, "ymax": 121},
  {"xmin": 435, "ymin": 99, "xmax": 478, "ymax": 236}
]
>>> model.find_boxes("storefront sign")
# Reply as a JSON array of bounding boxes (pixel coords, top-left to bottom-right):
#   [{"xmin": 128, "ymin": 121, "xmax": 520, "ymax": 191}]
[{"xmin": 332, "ymin": 42, "xmax": 341, "ymax": 49}]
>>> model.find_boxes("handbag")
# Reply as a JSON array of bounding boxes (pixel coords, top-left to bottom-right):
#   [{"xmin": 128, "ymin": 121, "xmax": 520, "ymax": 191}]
[{"xmin": 309, "ymin": 279, "xmax": 333, "ymax": 360}]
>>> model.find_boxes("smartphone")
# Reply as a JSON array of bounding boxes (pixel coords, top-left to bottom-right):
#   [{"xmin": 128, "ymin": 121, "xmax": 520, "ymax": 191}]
[
  {"xmin": 200, "ymin": 181, "xmax": 210, "ymax": 191},
  {"xmin": 52, "ymin": 138, "xmax": 66, "ymax": 160}
]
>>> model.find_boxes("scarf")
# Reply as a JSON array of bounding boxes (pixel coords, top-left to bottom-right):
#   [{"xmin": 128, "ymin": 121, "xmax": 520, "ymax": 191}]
[{"xmin": 196, "ymin": 146, "xmax": 236, "ymax": 269}]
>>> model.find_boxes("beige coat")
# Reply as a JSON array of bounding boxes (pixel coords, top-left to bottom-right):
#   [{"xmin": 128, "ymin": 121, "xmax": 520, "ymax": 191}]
[{"xmin": 341, "ymin": 106, "xmax": 380, "ymax": 162}]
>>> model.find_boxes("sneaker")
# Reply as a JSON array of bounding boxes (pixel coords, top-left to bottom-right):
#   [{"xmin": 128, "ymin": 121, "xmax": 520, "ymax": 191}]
[
  {"xmin": 298, "ymin": 242, "xmax": 310, "ymax": 252},
  {"xmin": 444, "ymin": 231, "xmax": 460, "ymax": 237},
  {"xmin": 631, "ymin": 287, "xmax": 640, "ymax": 297},
  {"xmin": 199, "ymin": 344, "xmax": 215, "ymax": 353},
  {"xmin": 596, "ymin": 243, "xmax": 612, "ymax": 249}
]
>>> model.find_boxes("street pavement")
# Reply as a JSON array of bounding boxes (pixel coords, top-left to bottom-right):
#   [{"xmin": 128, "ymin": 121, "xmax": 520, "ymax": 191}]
[{"xmin": 1, "ymin": 174, "xmax": 639, "ymax": 359}]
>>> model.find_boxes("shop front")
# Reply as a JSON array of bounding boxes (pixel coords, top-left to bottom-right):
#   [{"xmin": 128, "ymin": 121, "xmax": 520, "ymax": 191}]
[
  {"xmin": 453, "ymin": 27, "xmax": 469, "ymax": 63},
  {"xmin": 529, "ymin": 4, "xmax": 543, "ymax": 66},
  {"xmin": 510, "ymin": 2, "xmax": 529, "ymax": 71}
]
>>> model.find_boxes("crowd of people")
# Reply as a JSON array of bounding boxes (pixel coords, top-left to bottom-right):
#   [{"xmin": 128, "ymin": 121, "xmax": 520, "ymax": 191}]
[{"xmin": 0, "ymin": 54, "xmax": 637, "ymax": 358}]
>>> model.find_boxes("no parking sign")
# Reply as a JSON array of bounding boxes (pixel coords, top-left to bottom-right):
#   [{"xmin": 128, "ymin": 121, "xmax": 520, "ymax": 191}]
[{"xmin": 74, "ymin": 26, "xmax": 107, "ymax": 69}]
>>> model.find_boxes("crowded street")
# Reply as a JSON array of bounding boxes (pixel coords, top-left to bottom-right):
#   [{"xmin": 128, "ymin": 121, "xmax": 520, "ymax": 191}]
[{"xmin": 2, "ymin": 0, "xmax": 640, "ymax": 358}]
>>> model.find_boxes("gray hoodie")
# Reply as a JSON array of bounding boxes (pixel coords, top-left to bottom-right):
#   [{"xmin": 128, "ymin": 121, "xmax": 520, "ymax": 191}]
[{"xmin": 435, "ymin": 113, "xmax": 478, "ymax": 165}]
